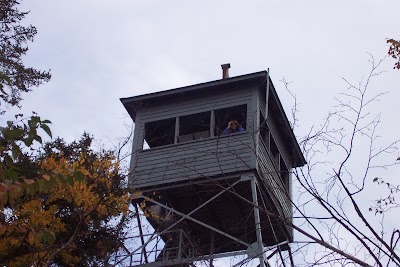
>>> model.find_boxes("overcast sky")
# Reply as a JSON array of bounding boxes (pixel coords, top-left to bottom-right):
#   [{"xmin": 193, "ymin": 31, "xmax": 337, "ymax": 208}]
[
  {"xmin": 15, "ymin": 0, "xmax": 400, "ymax": 147},
  {"xmin": 12, "ymin": 1, "xmax": 400, "ymax": 265}
]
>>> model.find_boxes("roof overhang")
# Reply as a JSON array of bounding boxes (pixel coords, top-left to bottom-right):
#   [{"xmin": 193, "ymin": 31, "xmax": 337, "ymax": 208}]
[{"xmin": 120, "ymin": 71, "xmax": 268, "ymax": 122}]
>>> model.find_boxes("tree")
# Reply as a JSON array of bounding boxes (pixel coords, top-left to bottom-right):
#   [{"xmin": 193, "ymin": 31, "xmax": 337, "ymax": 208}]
[
  {"xmin": 0, "ymin": 0, "xmax": 51, "ymax": 108},
  {"xmin": 0, "ymin": 2, "xmax": 133, "ymax": 266},
  {"xmin": 274, "ymin": 57, "xmax": 399, "ymax": 266},
  {"xmin": 387, "ymin": 38, "xmax": 400, "ymax": 70},
  {"xmin": 0, "ymin": 134, "xmax": 131, "ymax": 267},
  {"xmin": 117, "ymin": 57, "xmax": 399, "ymax": 267}
]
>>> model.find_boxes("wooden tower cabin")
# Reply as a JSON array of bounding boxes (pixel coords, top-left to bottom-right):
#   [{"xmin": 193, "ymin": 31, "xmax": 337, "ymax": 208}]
[{"xmin": 120, "ymin": 64, "xmax": 306, "ymax": 267}]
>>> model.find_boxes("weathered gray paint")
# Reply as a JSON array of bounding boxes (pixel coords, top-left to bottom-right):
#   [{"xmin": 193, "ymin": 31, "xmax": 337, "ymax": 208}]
[
  {"xmin": 257, "ymin": 138, "xmax": 291, "ymax": 218},
  {"xmin": 122, "ymin": 71, "xmax": 304, "ymax": 244},
  {"xmin": 267, "ymin": 115, "xmax": 292, "ymax": 169},
  {"xmin": 139, "ymin": 89, "xmax": 253, "ymax": 123},
  {"xmin": 130, "ymin": 133, "xmax": 254, "ymax": 189},
  {"xmin": 129, "ymin": 86, "xmax": 257, "ymax": 182}
]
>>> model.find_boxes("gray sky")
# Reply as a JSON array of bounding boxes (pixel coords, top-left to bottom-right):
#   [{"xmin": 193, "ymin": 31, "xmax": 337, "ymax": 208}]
[
  {"xmin": 16, "ymin": 0, "xmax": 400, "ymax": 146},
  {"xmin": 12, "ymin": 1, "xmax": 400, "ymax": 265}
]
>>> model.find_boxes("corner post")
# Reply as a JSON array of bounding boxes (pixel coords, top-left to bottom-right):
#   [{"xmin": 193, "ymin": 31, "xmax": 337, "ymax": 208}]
[
  {"xmin": 174, "ymin": 117, "xmax": 180, "ymax": 144},
  {"xmin": 251, "ymin": 176, "xmax": 266, "ymax": 267}
]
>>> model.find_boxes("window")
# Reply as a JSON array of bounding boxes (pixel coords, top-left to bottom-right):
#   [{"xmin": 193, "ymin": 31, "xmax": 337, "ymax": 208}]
[
  {"xmin": 270, "ymin": 137, "xmax": 280, "ymax": 168},
  {"xmin": 178, "ymin": 111, "xmax": 210, "ymax": 143},
  {"xmin": 144, "ymin": 118, "xmax": 175, "ymax": 148},
  {"xmin": 259, "ymin": 112, "xmax": 270, "ymax": 149},
  {"xmin": 214, "ymin": 104, "xmax": 247, "ymax": 136},
  {"xmin": 142, "ymin": 104, "xmax": 248, "ymax": 149},
  {"xmin": 280, "ymin": 156, "xmax": 290, "ymax": 190}
]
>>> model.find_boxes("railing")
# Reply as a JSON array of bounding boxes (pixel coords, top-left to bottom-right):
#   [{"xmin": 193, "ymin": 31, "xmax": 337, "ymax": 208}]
[{"xmin": 110, "ymin": 229, "xmax": 196, "ymax": 266}]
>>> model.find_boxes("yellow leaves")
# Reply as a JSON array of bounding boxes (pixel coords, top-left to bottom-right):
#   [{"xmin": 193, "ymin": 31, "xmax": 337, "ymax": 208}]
[
  {"xmin": 17, "ymin": 199, "xmax": 65, "ymax": 233},
  {"xmin": 40, "ymin": 152, "xmax": 130, "ymax": 220},
  {"xmin": 96, "ymin": 204, "xmax": 108, "ymax": 216},
  {"xmin": 71, "ymin": 182, "xmax": 99, "ymax": 215},
  {"xmin": 0, "ymin": 148, "xmax": 130, "ymax": 266}
]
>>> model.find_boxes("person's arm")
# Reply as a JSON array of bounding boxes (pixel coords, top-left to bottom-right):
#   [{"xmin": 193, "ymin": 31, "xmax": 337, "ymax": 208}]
[
  {"xmin": 221, "ymin": 128, "xmax": 231, "ymax": 135},
  {"xmin": 238, "ymin": 127, "xmax": 245, "ymax": 133}
]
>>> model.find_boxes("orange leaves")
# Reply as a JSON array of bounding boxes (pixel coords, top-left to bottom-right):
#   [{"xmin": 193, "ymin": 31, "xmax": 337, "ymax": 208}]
[{"xmin": 27, "ymin": 231, "xmax": 35, "ymax": 246}]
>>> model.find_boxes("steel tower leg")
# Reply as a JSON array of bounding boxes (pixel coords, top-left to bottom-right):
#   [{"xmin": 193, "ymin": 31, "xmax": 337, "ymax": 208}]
[
  {"xmin": 135, "ymin": 204, "xmax": 149, "ymax": 264},
  {"xmin": 251, "ymin": 176, "xmax": 266, "ymax": 267}
]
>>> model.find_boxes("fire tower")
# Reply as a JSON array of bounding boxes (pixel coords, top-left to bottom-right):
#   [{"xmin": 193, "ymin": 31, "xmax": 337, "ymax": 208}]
[{"xmin": 119, "ymin": 65, "xmax": 306, "ymax": 266}]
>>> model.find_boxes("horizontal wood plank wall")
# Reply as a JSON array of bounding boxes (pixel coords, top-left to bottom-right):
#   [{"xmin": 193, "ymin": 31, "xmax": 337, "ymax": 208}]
[
  {"xmin": 257, "ymin": 138, "xmax": 292, "ymax": 236},
  {"xmin": 139, "ymin": 89, "xmax": 253, "ymax": 123},
  {"xmin": 267, "ymin": 115, "xmax": 292, "ymax": 169},
  {"xmin": 259, "ymin": 85, "xmax": 266, "ymax": 119},
  {"xmin": 129, "ymin": 133, "xmax": 255, "ymax": 189}
]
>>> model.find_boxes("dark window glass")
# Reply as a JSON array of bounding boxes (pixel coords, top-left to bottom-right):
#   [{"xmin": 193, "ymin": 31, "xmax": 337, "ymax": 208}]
[
  {"xmin": 144, "ymin": 118, "xmax": 175, "ymax": 148},
  {"xmin": 178, "ymin": 111, "xmax": 210, "ymax": 142},
  {"xmin": 270, "ymin": 137, "xmax": 280, "ymax": 168},
  {"xmin": 280, "ymin": 156, "xmax": 289, "ymax": 190}
]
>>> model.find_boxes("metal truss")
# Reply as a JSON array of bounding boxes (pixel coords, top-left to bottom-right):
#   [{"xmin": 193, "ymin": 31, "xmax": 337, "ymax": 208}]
[{"xmin": 110, "ymin": 173, "xmax": 294, "ymax": 267}]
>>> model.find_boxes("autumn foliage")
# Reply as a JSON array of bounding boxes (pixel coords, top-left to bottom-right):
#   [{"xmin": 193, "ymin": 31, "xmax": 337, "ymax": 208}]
[
  {"xmin": 387, "ymin": 38, "xmax": 400, "ymax": 70},
  {"xmin": 1, "ymin": 2, "xmax": 132, "ymax": 266},
  {"xmin": 0, "ymin": 134, "xmax": 131, "ymax": 266}
]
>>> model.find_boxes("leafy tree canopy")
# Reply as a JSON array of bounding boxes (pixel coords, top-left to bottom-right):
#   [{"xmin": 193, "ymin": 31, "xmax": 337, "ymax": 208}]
[
  {"xmin": 0, "ymin": 134, "xmax": 131, "ymax": 267},
  {"xmin": 0, "ymin": 2, "xmax": 131, "ymax": 266},
  {"xmin": 0, "ymin": 0, "xmax": 51, "ymax": 109}
]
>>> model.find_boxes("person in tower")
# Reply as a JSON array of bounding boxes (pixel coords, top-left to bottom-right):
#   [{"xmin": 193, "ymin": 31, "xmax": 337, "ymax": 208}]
[{"xmin": 221, "ymin": 120, "xmax": 245, "ymax": 135}]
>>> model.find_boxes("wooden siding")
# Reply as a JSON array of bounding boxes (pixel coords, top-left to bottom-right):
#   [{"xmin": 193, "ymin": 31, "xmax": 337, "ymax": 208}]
[
  {"xmin": 267, "ymin": 114, "xmax": 292, "ymax": 169},
  {"xmin": 139, "ymin": 89, "xmax": 254, "ymax": 123},
  {"xmin": 258, "ymin": 83, "xmax": 267, "ymax": 119},
  {"xmin": 129, "ymin": 133, "xmax": 255, "ymax": 189},
  {"xmin": 257, "ymin": 83, "xmax": 292, "ymax": 169},
  {"xmin": 257, "ymin": 137, "xmax": 292, "ymax": 227},
  {"xmin": 129, "ymin": 86, "xmax": 257, "ymax": 173}
]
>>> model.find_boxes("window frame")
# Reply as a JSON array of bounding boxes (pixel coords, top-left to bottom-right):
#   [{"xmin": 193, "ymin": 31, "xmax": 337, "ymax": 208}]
[{"xmin": 141, "ymin": 104, "xmax": 248, "ymax": 150}]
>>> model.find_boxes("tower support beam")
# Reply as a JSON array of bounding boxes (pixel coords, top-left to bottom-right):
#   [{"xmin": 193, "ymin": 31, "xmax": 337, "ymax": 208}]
[
  {"xmin": 251, "ymin": 176, "xmax": 267, "ymax": 267},
  {"xmin": 141, "ymin": 195, "xmax": 250, "ymax": 247}
]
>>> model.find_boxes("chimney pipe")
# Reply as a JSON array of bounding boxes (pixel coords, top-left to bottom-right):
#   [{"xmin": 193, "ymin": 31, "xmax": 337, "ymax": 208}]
[{"xmin": 221, "ymin": 63, "xmax": 231, "ymax": 79}]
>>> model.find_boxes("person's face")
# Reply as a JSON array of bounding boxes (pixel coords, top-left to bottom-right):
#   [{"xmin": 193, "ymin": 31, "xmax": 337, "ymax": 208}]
[{"xmin": 229, "ymin": 121, "xmax": 237, "ymax": 129}]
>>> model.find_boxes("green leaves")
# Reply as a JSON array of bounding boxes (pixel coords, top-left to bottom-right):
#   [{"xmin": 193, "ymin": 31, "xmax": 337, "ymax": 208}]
[
  {"xmin": 0, "ymin": 113, "xmax": 52, "ymax": 149},
  {"xmin": 0, "ymin": 113, "xmax": 53, "ymax": 208},
  {"xmin": 40, "ymin": 123, "xmax": 52, "ymax": 138},
  {"xmin": 0, "ymin": 73, "xmax": 11, "ymax": 85}
]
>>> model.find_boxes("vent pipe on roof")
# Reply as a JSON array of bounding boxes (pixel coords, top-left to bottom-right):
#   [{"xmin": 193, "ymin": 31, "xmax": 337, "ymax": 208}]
[{"xmin": 221, "ymin": 63, "xmax": 231, "ymax": 79}]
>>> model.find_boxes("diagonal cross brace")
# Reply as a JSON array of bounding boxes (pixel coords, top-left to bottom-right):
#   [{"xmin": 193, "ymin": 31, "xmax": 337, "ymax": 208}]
[
  {"xmin": 129, "ymin": 179, "xmax": 245, "ymax": 257},
  {"xmin": 141, "ymin": 194, "xmax": 250, "ymax": 247}
]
